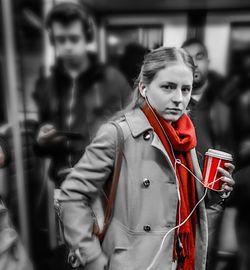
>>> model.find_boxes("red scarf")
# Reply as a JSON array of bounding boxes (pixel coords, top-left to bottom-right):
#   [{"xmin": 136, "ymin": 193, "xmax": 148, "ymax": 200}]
[{"xmin": 142, "ymin": 104, "xmax": 197, "ymax": 270}]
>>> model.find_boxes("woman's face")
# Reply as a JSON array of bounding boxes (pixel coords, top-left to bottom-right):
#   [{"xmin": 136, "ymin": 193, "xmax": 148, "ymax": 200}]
[{"xmin": 145, "ymin": 63, "xmax": 193, "ymax": 123}]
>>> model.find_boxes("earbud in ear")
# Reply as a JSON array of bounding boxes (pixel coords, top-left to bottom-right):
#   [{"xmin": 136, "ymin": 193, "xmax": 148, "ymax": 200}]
[{"xmin": 142, "ymin": 88, "xmax": 147, "ymax": 97}]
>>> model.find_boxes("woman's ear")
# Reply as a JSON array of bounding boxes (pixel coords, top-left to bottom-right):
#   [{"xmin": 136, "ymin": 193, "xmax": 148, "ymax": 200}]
[{"xmin": 139, "ymin": 82, "xmax": 147, "ymax": 98}]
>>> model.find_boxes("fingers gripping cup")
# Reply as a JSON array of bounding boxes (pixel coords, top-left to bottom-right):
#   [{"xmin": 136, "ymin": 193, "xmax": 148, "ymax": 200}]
[{"xmin": 202, "ymin": 149, "xmax": 233, "ymax": 191}]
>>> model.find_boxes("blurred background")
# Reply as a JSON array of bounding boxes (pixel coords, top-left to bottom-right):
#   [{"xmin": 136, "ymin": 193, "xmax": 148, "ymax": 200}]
[{"xmin": 0, "ymin": 0, "xmax": 250, "ymax": 269}]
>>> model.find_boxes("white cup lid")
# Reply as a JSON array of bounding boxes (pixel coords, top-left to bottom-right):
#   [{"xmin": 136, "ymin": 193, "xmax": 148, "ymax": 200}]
[{"xmin": 205, "ymin": 149, "xmax": 233, "ymax": 161}]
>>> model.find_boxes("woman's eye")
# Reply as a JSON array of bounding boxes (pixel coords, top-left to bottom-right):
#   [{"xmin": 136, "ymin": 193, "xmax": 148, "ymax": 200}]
[
  {"xmin": 182, "ymin": 87, "xmax": 191, "ymax": 93},
  {"xmin": 162, "ymin": 84, "xmax": 175, "ymax": 90}
]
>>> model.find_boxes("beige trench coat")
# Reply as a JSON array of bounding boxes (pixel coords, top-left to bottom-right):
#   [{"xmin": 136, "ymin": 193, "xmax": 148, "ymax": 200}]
[{"xmin": 60, "ymin": 108, "xmax": 223, "ymax": 270}]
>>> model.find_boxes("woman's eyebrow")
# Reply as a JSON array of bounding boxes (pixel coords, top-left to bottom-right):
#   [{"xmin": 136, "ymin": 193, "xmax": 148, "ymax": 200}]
[{"xmin": 161, "ymin": 81, "xmax": 177, "ymax": 86}]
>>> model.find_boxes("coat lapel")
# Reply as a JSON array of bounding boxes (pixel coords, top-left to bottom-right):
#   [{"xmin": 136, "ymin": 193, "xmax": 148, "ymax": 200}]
[
  {"xmin": 125, "ymin": 108, "xmax": 204, "ymax": 185},
  {"xmin": 125, "ymin": 108, "xmax": 152, "ymax": 137},
  {"xmin": 125, "ymin": 108, "xmax": 176, "ymax": 174},
  {"xmin": 151, "ymin": 132, "xmax": 176, "ymax": 174}
]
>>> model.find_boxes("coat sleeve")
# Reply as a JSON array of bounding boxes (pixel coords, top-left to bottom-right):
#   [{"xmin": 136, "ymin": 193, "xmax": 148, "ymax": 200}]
[{"xmin": 59, "ymin": 122, "xmax": 117, "ymax": 264}]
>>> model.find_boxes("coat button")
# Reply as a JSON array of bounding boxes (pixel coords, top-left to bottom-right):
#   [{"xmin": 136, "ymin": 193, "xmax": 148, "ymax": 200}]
[
  {"xmin": 143, "ymin": 131, "xmax": 151, "ymax": 140},
  {"xmin": 143, "ymin": 178, "xmax": 150, "ymax": 188},
  {"xmin": 143, "ymin": 225, "xmax": 151, "ymax": 232}
]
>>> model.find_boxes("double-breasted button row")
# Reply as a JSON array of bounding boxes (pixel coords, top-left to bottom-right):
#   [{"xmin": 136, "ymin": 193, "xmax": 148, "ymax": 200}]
[
  {"xmin": 142, "ymin": 178, "xmax": 150, "ymax": 188},
  {"xmin": 166, "ymin": 222, "xmax": 176, "ymax": 228},
  {"xmin": 143, "ymin": 131, "xmax": 151, "ymax": 141},
  {"xmin": 143, "ymin": 225, "xmax": 151, "ymax": 232}
]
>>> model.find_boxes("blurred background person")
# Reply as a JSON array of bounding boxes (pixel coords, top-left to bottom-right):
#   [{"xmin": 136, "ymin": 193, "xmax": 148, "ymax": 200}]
[
  {"xmin": 32, "ymin": 2, "xmax": 131, "ymax": 269},
  {"xmin": 182, "ymin": 38, "xmax": 231, "ymax": 166},
  {"xmin": 221, "ymin": 50, "xmax": 250, "ymax": 270},
  {"xmin": 33, "ymin": 2, "xmax": 131, "ymax": 188},
  {"xmin": 182, "ymin": 38, "xmax": 234, "ymax": 270},
  {"xmin": 119, "ymin": 42, "xmax": 148, "ymax": 88},
  {"xmin": 221, "ymin": 50, "xmax": 250, "ymax": 170}
]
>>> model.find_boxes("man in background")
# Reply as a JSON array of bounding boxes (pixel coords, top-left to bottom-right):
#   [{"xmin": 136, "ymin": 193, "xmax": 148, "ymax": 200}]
[
  {"xmin": 182, "ymin": 38, "xmax": 231, "ymax": 164},
  {"xmin": 33, "ymin": 3, "xmax": 131, "ymax": 269},
  {"xmin": 221, "ymin": 50, "xmax": 250, "ymax": 170},
  {"xmin": 182, "ymin": 38, "xmax": 232, "ymax": 270},
  {"xmin": 33, "ymin": 2, "xmax": 131, "ymax": 187}
]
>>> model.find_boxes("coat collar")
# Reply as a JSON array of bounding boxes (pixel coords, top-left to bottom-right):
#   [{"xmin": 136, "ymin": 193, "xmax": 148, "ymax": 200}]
[
  {"xmin": 125, "ymin": 108, "xmax": 204, "ymax": 198},
  {"xmin": 125, "ymin": 108, "xmax": 153, "ymax": 137},
  {"xmin": 125, "ymin": 108, "xmax": 176, "ymax": 174}
]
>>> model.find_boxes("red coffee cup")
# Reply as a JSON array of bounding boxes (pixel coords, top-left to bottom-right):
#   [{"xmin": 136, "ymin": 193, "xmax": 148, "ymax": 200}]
[{"xmin": 202, "ymin": 149, "xmax": 233, "ymax": 191}]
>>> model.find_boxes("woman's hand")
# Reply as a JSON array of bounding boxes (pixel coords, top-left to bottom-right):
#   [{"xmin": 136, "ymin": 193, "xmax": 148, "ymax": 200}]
[{"xmin": 217, "ymin": 162, "xmax": 235, "ymax": 198}]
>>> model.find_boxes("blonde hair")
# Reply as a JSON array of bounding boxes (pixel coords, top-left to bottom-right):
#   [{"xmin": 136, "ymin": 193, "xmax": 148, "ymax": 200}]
[{"xmin": 114, "ymin": 47, "xmax": 195, "ymax": 120}]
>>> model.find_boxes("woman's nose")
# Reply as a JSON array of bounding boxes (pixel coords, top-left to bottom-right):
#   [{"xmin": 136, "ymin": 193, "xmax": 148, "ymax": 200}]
[{"xmin": 172, "ymin": 88, "xmax": 183, "ymax": 105}]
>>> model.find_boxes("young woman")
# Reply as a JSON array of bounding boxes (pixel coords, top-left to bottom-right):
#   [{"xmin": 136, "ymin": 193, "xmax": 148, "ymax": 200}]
[{"xmin": 59, "ymin": 47, "xmax": 235, "ymax": 270}]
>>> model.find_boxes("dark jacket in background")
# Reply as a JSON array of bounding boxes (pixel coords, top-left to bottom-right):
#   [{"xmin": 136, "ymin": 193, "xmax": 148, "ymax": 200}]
[
  {"xmin": 33, "ymin": 54, "xmax": 131, "ymax": 186},
  {"xmin": 188, "ymin": 71, "xmax": 231, "ymax": 166},
  {"xmin": 222, "ymin": 75, "xmax": 250, "ymax": 169},
  {"xmin": 188, "ymin": 71, "xmax": 234, "ymax": 270}
]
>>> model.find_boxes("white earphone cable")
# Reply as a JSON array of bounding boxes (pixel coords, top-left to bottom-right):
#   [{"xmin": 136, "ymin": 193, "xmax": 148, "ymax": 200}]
[
  {"xmin": 145, "ymin": 186, "xmax": 208, "ymax": 270},
  {"xmin": 144, "ymin": 96, "xmax": 209, "ymax": 270}
]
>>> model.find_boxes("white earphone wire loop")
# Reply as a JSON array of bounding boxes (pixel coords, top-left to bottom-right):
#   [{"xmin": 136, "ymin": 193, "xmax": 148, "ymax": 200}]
[
  {"xmin": 145, "ymin": 187, "xmax": 208, "ymax": 270},
  {"xmin": 144, "ymin": 97, "xmax": 208, "ymax": 270}
]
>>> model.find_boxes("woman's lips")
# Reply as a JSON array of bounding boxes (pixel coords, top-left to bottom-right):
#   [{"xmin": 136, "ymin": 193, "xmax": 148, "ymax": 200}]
[
  {"xmin": 165, "ymin": 108, "xmax": 182, "ymax": 113},
  {"xmin": 166, "ymin": 108, "xmax": 182, "ymax": 111}
]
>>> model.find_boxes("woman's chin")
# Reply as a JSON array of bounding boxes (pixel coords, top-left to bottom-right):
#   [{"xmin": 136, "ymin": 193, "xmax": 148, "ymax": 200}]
[{"xmin": 162, "ymin": 113, "xmax": 182, "ymax": 123}]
